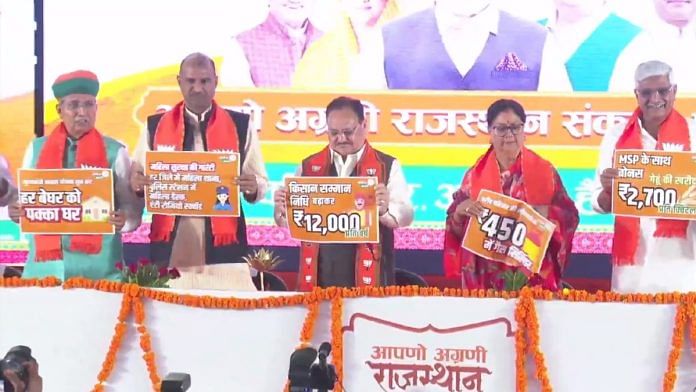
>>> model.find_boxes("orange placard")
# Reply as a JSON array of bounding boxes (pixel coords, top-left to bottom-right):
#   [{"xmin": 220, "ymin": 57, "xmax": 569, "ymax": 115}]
[
  {"xmin": 145, "ymin": 151, "xmax": 240, "ymax": 217},
  {"xmin": 17, "ymin": 168, "xmax": 115, "ymax": 234},
  {"xmin": 285, "ymin": 176, "xmax": 379, "ymax": 243},
  {"xmin": 612, "ymin": 150, "xmax": 696, "ymax": 220},
  {"xmin": 462, "ymin": 190, "xmax": 556, "ymax": 274}
]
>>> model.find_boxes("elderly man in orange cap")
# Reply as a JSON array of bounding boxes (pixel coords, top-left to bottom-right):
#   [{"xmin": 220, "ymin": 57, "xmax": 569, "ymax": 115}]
[{"xmin": 9, "ymin": 70, "xmax": 144, "ymax": 280}]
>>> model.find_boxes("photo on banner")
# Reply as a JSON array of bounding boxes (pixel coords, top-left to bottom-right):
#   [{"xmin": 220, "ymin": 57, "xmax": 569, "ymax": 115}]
[{"xmin": 0, "ymin": 0, "xmax": 691, "ymax": 255}]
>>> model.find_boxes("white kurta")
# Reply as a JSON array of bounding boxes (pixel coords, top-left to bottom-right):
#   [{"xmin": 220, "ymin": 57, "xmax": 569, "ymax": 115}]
[{"xmin": 592, "ymin": 116, "xmax": 696, "ymax": 293}]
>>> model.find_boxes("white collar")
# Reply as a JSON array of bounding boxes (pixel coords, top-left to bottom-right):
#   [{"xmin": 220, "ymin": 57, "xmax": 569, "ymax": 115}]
[
  {"xmin": 185, "ymin": 105, "xmax": 212, "ymax": 122},
  {"xmin": 434, "ymin": 4, "xmax": 499, "ymax": 35},
  {"xmin": 330, "ymin": 144, "xmax": 366, "ymax": 165},
  {"xmin": 545, "ymin": 8, "xmax": 610, "ymax": 33}
]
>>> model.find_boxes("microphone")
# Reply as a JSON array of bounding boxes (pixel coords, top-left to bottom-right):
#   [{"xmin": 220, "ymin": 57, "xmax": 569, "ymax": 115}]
[{"xmin": 317, "ymin": 342, "xmax": 332, "ymax": 369}]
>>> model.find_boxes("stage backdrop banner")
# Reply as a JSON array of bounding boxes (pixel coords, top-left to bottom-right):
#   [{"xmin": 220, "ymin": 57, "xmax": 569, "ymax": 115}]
[{"xmin": 2, "ymin": 0, "xmax": 695, "ymax": 257}]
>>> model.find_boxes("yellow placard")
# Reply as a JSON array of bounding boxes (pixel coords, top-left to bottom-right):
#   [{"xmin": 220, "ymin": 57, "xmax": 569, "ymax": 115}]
[
  {"xmin": 145, "ymin": 151, "xmax": 241, "ymax": 217},
  {"xmin": 285, "ymin": 176, "xmax": 379, "ymax": 243},
  {"xmin": 18, "ymin": 168, "xmax": 115, "ymax": 234}
]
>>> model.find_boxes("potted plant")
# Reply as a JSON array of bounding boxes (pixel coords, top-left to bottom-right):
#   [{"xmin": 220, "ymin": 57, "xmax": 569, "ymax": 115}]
[{"xmin": 242, "ymin": 248, "xmax": 283, "ymax": 291}]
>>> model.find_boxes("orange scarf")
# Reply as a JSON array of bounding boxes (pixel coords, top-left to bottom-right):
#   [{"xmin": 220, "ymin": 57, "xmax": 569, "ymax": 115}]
[
  {"xmin": 34, "ymin": 123, "xmax": 109, "ymax": 261},
  {"xmin": 443, "ymin": 146, "xmax": 556, "ymax": 278},
  {"xmin": 149, "ymin": 101, "xmax": 240, "ymax": 246},
  {"xmin": 297, "ymin": 143, "xmax": 385, "ymax": 291},
  {"xmin": 470, "ymin": 146, "xmax": 555, "ymax": 204},
  {"xmin": 612, "ymin": 108, "xmax": 691, "ymax": 265}
]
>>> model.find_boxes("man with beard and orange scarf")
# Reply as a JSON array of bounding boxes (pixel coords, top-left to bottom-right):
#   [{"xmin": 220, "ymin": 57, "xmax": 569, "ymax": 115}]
[
  {"xmin": 593, "ymin": 60, "xmax": 696, "ymax": 293},
  {"xmin": 443, "ymin": 99, "xmax": 579, "ymax": 291},
  {"xmin": 131, "ymin": 53, "xmax": 268, "ymax": 290},
  {"xmin": 8, "ymin": 71, "xmax": 144, "ymax": 280}
]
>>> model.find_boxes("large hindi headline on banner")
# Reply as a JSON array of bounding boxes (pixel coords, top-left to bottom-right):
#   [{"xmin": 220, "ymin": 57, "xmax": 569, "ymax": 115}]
[{"xmin": 134, "ymin": 89, "xmax": 649, "ymax": 147}]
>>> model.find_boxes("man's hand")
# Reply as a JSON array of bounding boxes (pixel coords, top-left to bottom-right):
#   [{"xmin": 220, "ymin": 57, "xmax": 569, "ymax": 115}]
[
  {"xmin": 9, "ymin": 202, "xmax": 22, "ymax": 223},
  {"xmin": 273, "ymin": 187, "xmax": 287, "ymax": 220},
  {"xmin": 109, "ymin": 210, "xmax": 126, "ymax": 232},
  {"xmin": 597, "ymin": 168, "xmax": 618, "ymax": 212},
  {"xmin": 130, "ymin": 162, "xmax": 151, "ymax": 194},
  {"xmin": 452, "ymin": 199, "xmax": 485, "ymax": 223},
  {"xmin": 236, "ymin": 174, "xmax": 258, "ymax": 197},
  {"xmin": 375, "ymin": 184, "xmax": 389, "ymax": 216},
  {"xmin": 2, "ymin": 359, "xmax": 42, "ymax": 392},
  {"xmin": 0, "ymin": 177, "xmax": 8, "ymax": 197},
  {"xmin": 600, "ymin": 168, "xmax": 619, "ymax": 193}
]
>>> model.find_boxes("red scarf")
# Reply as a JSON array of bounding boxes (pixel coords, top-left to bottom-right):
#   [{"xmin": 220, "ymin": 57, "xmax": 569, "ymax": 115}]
[
  {"xmin": 149, "ymin": 101, "xmax": 240, "ymax": 246},
  {"xmin": 612, "ymin": 108, "xmax": 691, "ymax": 266},
  {"xmin": 470, "ymin": 146, "xmax": 555, "ymax": 204},
  {"xmin": 443, "ymin": 146, "xmax": 555, "ymax": 278},
  {"xmin": 34, "ymin": 123, "xmax": 109, "ymax": 261},
  {"xmin": 297, "ymin": 142, "xmax": 385, "ymax": 291}
]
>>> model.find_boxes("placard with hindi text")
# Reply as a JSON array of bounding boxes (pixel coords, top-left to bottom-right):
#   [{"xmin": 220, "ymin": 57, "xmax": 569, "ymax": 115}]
[
  {"xmin": 462, "ymin": 190, "xmax": 556, "ymax": 274},
  {"xmin": 285, "ymin": 176, "xmax": 379, "ymax": 243},
  {"xmin": 18, "ymin": 168, "xmax": 115, "ymax": 234},
  {"xmin": 145, "ymin": 151, "xmax": 240, "ymax": 217},
  {"xmin": 613, "ymin": 149, "xmax": 696, "ymax": 220}
]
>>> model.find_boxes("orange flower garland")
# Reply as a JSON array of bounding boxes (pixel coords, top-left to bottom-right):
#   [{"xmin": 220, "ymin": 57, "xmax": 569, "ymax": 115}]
[
  {"xmin": 524, "ymin": 289, "xmax": 552, "ymax": 391},
  {"xmin": 330, "ymin": 293, "xmax": 344, "ymax": 392},
  {"xmin": 663, "ymin": 301, "xmax": 687, "ymax": 391},
  {"xmin": 92, "ymin": 292, "xmax": 132, "ymax": 392},
  {"xmin": 514, "ymin": 290, "xmax": 528, "ymax": 392},
  {"xmin": 134, "ymin": 296, "xmax": 162, "ymax": 391},
  {"xmin": 0, "ymin": 276, "xmax": 61, "ymax": 287},
  {"xmin": 6, "ymin": 278, "xmax": 696, "ymax": 390}
]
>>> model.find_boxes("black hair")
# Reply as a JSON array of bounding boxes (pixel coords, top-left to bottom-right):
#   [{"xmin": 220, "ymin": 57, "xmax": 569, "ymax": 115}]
[
  {"xmin": 486, "ymin": 99, "xmax": 526, "ymax": 125},
  {"xmin": 326, "ymin": 96, "xmax": 365, "ymax": 123}
]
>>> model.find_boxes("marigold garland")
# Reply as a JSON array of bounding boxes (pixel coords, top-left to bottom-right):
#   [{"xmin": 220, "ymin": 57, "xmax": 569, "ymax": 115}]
[
  {"xmin": 9, "ymin": 279, "xmax": 696, "ymax": 390},
  {"xmin": 0, "ymin": 276, "xmax": 61, "ymax": 287},
  {"xmin": 663, "ymin": 302, "xmax": 687, "ymax": 391},
  {"xmin": 514, "ymin": 290, "xmax": 528, "ymax": 392},
  {"xmin": 134, "ymin": 296, "xmax": 162, "ymax": 391},
  {"xmin": 330, "ymin": 290, "xmax": 344, "ymax": 392},
  {"xmin": 524, "ymin": 289, "xmax": 552, "ymax": 391},
  {"xmin": 92, "ymin": 293, "xmax": 132, "ymax": 392}
]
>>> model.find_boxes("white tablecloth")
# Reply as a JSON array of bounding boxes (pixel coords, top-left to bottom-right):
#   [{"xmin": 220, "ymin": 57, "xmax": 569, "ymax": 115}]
[{"xmin": 0, "ymin": 287, "xmax": 694, "ymax": 391}]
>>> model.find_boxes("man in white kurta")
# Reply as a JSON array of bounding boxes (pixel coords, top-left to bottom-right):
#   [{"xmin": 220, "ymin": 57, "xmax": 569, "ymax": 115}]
[
  {"xmin": 593, "ymin": 60, "xmax": 696, "ymax": 293},
  {"xmin": 609, "ymin": 0, "xmax": 696, "ymax": 92}
]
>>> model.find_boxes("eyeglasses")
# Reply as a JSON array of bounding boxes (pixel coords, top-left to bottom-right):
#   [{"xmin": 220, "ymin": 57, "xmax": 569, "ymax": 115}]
[
  {"xmin": 328, "ymin": 125, "xmax": 359, "ymax": 139},
  {"xmin": 489, "ymin": 123, "xmax": 524, "ymax": 136},
  {"xmin": 61, "ymin": 100, "xmax": 97, "ymax": 111},
  {"xmin": 635, "ymin": 85, "xmax": 674, "ymax": 99}
]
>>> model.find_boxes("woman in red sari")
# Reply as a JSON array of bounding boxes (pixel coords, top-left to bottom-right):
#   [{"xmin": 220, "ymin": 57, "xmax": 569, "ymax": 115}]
[{"xmin": 443, "ymin": 99, "xmax": 579, "ymax": 290}]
